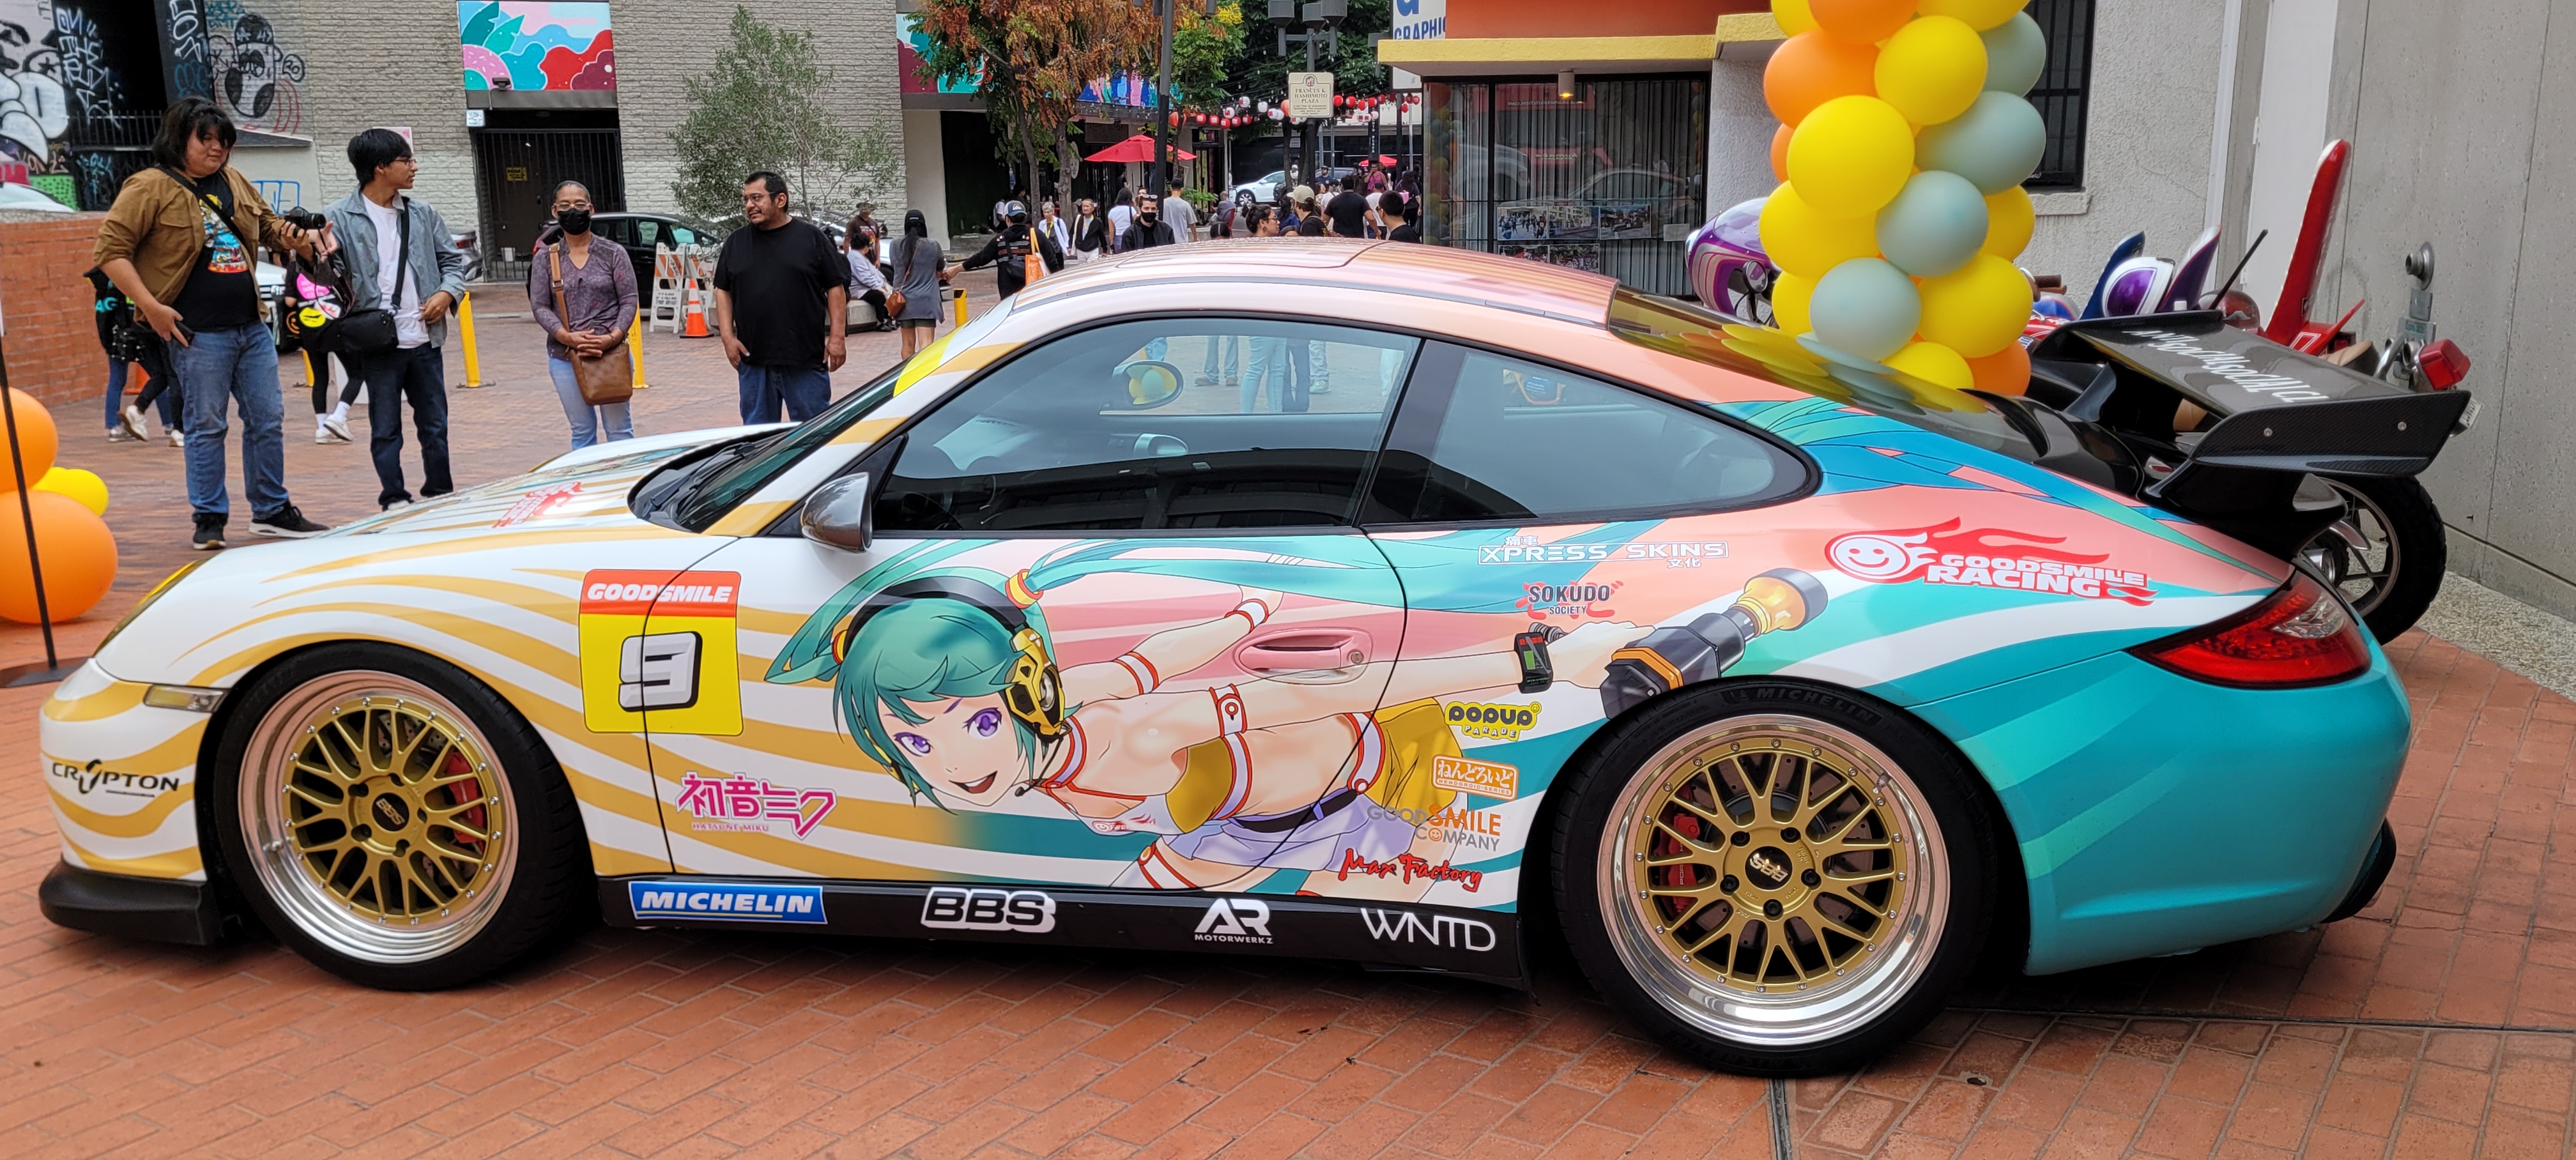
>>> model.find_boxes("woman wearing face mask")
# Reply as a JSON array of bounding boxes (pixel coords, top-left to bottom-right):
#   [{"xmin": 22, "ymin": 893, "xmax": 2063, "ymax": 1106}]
[{"xmin": 527, "ymin": 180, "xmax": 638, "ymax": 448}]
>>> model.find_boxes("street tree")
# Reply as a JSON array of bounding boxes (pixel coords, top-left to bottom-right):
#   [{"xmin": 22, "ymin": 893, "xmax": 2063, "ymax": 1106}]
[
  {"xmin": 912, "ymin": 0, "xmax": 1156, "ymax": 212},
  {"xmin": 671, "ymin": 6, "xmax": 902, "ymax": 222}
]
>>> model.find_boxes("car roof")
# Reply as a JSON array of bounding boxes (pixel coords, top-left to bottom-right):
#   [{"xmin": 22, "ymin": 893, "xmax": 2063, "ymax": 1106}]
[{"xmin": 1016, "ymin": 239, "xmax": 1619, "ymax": 330}]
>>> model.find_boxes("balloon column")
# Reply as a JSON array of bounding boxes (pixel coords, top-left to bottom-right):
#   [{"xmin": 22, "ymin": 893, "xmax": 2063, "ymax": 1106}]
[
  {"xmin": 0, "ymin": 390, "xmax": 116, "ymax": 623},
  {"xmin": 1760, "ymin": 0, "xmax": 2046, "ymax": 395}
]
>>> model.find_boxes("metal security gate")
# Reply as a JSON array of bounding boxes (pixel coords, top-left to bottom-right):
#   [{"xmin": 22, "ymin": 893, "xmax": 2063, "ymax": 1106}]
[{"xmin": 472, "ymin": 127, "xmax": 626, "ymax": 277}]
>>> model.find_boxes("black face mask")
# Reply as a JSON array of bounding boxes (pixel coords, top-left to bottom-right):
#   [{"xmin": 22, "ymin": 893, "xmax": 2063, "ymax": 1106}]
[
  {"xmin": 558, "ymin": 208, "xmax": 592, "ymax": 235},
  {"xmin": 1139, "ymin": 213, "xmax": 1158, "ymax": 227}
]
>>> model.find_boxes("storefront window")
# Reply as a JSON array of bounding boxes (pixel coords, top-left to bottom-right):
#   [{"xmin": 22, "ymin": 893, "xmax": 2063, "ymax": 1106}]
[{"xmin": 1423, "ymin": 76, "xmax": 1709, "ymax": 295}]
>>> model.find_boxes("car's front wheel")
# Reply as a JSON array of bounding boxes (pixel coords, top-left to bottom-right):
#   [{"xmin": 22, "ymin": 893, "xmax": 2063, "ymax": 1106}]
[
  {"xmin": 1554, "ymin": 682, "xmax": 1998, "ymax": 1075},
  {"xmin": 210, "ymin": 645, "xmax": 588, "ymax": 989}
]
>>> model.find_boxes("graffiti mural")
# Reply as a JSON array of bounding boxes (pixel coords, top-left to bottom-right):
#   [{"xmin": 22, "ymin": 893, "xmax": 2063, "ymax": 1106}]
[
  {"xmin": 206, "ymin": 5, "xmax": 304, "ymax": 134},
  {"xmin": 458, "ymin": 2, "xmax": 615, "ymax": 93},
  {"xmin": 162, "ymin": 0, "xmax": 210, "ymax": 98}
]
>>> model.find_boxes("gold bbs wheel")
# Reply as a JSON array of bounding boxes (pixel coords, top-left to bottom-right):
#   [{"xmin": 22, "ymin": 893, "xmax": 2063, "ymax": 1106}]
[
  {"xmin": 240, "ymin": 672, "xmax": 519, "ymax": 965},
  {"xmin": 1597, "ymin": 713, "xmax": 1948, "ymax": 1049}
]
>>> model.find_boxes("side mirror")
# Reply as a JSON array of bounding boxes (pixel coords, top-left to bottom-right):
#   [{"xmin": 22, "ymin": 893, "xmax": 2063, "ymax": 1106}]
[
  {"xmin": 801, "ymin": 473, "xmax": 873, "ymax": 553},
  {"xmin": 1114, "ymin": 359, "xmax": 1185, "ymax": 409}
]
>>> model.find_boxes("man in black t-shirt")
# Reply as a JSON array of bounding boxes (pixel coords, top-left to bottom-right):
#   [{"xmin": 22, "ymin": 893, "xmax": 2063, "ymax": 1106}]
[
  {"xmin": 1383, "ymin": 193, "xmax": 1420, "ymax": 243},
  {"xmin": 713, "ymin": 172, "xmax": 848, "ymax": 423},
  {"xmin": 1322, "ymin": 175, "xmax": 1370, "ymax": 238}
]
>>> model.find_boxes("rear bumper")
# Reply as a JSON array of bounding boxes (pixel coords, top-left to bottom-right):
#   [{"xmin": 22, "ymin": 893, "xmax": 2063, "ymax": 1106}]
[
  {"xmin": 39, "ymin": 860, "xmax": 226, "ymax": 946},
  {"xmin": 1917, "ymin": 647, "xmax": 2409, "ymax": 975}
]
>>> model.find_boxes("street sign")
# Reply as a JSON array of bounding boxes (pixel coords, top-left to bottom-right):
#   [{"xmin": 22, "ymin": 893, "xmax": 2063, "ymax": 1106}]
[{"xmin": 1287, "ymin": 72, "xmax": 1334, "ymax": 119}]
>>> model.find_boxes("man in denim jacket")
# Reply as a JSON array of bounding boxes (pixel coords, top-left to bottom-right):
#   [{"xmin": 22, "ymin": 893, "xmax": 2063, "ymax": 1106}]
[{"xmin": 322, "ymin": 129, "xmax": 471, "ymax": 510}]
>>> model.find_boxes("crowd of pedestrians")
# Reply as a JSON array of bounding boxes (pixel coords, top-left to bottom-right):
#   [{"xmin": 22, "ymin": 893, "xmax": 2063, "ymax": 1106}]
[{"xmin": 83, "ymin": 93, "xmax": 1426, "ymax": 552}]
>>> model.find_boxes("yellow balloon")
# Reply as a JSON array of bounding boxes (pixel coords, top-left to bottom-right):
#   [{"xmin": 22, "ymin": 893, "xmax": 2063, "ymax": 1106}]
[
  {"xmin": 1774, "ymin": 0, "xmax": 1818, "ymax": 36},
  {"xmin": 1759, "ymin": 183, "xmax": 1880, "ymax": 279},
  {"xmin": 1786, "ymin": 96, "xmax": 1916, "ymax": 218},
  {"xmin": 1917, "ymin": 254, "xmax": 2034, "ymax": 356},
  {"xmin": 1884, "ymin": 341, "xmax": 1975, "ymax": 392},
  {"xmin": 1918, "ymin": 0, "xmax": 2028, "ymax": 31},
  {"xmin": 1875, "ymin": 17, "xmax": 1988, "ymax": 126},
  {"xmin": 33, "ymin": 466, "xmax": 107, "ymax": 515},
  {"xmin": 1772, "ymin": 271, "xmax": 1817, "ymax": 335},
  {"xmin": 1982, "ymin": 185, "xmax": 2035, "ymax": 257}
]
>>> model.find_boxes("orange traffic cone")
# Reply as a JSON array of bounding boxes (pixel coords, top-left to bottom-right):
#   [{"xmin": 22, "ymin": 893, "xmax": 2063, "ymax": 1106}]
[{"xmin": 682, "ymin": 291, "xmax": 711, "ymax": 338}]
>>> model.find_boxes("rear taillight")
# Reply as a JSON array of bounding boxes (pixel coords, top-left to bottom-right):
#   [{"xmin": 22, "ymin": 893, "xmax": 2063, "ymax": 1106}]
[
  {"xmin": 2133, "ymin": 572, "xmax": 2371, "ymax": 687},
  {"xmin": 2418, "ymin": 338, "xmax": 2471, "ymax": 389}
]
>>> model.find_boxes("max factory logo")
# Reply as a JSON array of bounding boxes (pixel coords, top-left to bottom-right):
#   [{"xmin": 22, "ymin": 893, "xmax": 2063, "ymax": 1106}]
[
  {"xmin": 1336, "ymin": 850, "xmax": 1484, "ymax": 892},
  {"xmin": 673, "ymin": 772, "xmax": 838, "ymax": 838}
]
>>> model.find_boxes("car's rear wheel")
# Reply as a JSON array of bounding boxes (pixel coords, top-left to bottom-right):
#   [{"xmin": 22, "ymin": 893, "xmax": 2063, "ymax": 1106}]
[
  {"xmin": 211, "ymin": 645, "xmax": 587, "ymax": 989},
  {"xmin": 1554, "ymin": 682, "xmax": 1997, "ymax": 1075}
]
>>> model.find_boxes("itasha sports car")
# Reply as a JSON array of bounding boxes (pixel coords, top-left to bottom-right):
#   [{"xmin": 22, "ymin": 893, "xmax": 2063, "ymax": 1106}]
[{"xmin": 39, "ymin": 241, "xmax": 2419, "ymax": 1075}]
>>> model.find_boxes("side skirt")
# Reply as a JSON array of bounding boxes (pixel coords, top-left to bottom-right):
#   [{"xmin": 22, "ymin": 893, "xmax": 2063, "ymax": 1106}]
[{"xmin": 599, "ymin": 876, "xmax": 1527, "ymax": 988}]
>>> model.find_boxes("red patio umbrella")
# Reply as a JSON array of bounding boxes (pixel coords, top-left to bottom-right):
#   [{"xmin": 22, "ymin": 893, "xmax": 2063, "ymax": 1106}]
[{"xmin": 1085, "ymin": 137, "xmax": 1199, "ymax": 164}]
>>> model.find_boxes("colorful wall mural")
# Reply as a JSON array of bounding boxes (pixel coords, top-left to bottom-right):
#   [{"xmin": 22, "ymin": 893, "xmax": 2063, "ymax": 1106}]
[{"xmin": 459, "ymin": 2, "xmax": 613, "ymax": 93}]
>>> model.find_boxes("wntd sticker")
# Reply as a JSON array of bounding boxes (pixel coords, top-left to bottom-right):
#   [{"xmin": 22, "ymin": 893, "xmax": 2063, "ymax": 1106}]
[
  {"xmin": 629, "ymin": 881, "xmax": 825, "ymax": 924},
  {"xmin": 579, "ymin": 570, "xmax": 744, "ymax": 734},
  {"xmin": 1827, "ymin": 523, "xmax": 2155, "ymax": 606},
  {"xmin": 1431, "ymin": 754, "xmax": 1520, "ymax": 800},
  {"xmin": 673, "ymin": 772, "xmax": 837, "ymax": 838},
  {"xmin": 1445, "ymin": 700, "xmax": 1540, "ymax": 742}
]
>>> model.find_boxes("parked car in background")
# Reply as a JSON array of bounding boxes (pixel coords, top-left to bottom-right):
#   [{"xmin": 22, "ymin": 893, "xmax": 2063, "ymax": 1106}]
[
  {"xmin": 583, "ymin": 211, "xmax": 730, "ymax": 287},
  {"xmin": 0, "ymin": 182, "xmax": 73, "ymax": 212}
]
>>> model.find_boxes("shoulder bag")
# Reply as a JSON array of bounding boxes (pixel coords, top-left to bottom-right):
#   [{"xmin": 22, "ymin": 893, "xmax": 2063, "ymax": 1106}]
[
  {"xmin": 328, "ymin": 200, "xmax": 409, "ymax": 356},
  {"xmin": 551, "ymin": 244, "xmax": 633, "ymax": 405}
]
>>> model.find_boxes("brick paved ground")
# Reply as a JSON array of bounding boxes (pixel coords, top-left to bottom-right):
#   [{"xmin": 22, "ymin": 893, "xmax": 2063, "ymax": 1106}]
[{"xmin": 0, "ymin": 288, "xmax": 2568, "ymax": 1157}]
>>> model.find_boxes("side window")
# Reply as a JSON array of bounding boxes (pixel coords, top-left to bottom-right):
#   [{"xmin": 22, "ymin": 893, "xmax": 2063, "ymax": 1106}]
[
  {"xmin": 635, "ymin": 219, "xmax": 663, "ymax": 247},
  {"xmin": 877, "ymin": 319, "xmax": 1420, "ymax": 533},
  {"xmin": 590, "ymin": 217, "xmax": 634, "ymax": 247},
  {"xmin": 1362, "ymin": 344, "xmax": 1809, "ymax": 525},
  {"xmin": 670, "ymin": 225, "xmax": 697, "ymax": 245}
]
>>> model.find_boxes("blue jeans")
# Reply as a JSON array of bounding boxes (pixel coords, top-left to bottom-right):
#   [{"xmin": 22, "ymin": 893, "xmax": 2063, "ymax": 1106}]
[
  {"xmin": 549, "ymin": 357, "xmax": 634, "ymax": 449},
  {"xmin": 105, "ymin": 349, "xmax": 183, "ymax": 431},
  {"xmin": 736, "ymin": 363, "xmax": 830, "ymax": 424},
  {"xmin": 171, "ymin": 322, "xmax": 289, "ymax": 519},
  {"xmin": 356, "ymin": 344, "xmax": 452, "ymax": 508}
]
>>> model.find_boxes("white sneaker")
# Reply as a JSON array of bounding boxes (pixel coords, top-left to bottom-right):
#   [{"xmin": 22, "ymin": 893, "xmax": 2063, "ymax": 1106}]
[
  {"xmin": 324, "ymin": 413, "xmax": 352, "ymax": 442},
  {"xmin": 315, "ymin": 417, "xmax": 351, "ymax": 445},
  {"xmin": 167, "ymin": 429, "xmax": 185, "ymax": 448},
  {"xmin": 119, "ymin": 404, "xmax": 149, "ymax": 441},
  {"xmin": 107, "ymin": 427, "xmax": 142, "ymax": 443}
]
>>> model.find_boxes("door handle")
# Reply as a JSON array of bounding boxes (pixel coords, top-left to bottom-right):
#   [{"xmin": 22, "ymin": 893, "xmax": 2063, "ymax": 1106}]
[{"xmin": 1239, "ymin": 632, "xmax": 1367, "ymax": 671}]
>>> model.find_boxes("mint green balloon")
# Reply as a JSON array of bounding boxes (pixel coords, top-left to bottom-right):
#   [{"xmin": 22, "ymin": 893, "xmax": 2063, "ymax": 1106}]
[
  {"xmin": 1877, "ymin": 171, "xmax": 1990, "ymax": 279},
  {"xmin": 1809, "ymin": 258, "xmax": 1922, "ymax": 363},
  {"xmin": 1982, "ymin": 12, "xmax": 2045, "ymax": 95},
  {"xmin": 1919, "ymin": 92, "xmax": 2047, "ymax": 195}
]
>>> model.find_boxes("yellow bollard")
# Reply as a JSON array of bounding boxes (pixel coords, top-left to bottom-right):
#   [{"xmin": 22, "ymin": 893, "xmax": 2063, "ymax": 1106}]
[
  {"xmin": 302, "ymin": 349, "xmax": 316, "ymax": 387},
  {"xmin": 457, "ymin": 290, "xmax": 484, "ymax": 388},
  {"xmin": 629, "ymin": 311, "xmax": 648, "ymax": 390},
  {"xmin": 952, "ymin": 286, "xmax": 970, "ymax": 326}
]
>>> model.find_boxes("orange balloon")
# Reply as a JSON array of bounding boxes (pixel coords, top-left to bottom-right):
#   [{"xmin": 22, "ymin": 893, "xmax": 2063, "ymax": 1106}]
[
  {"xmin": 1771, "ymin": 124, "xmax": 1793, "ymax": 181},
  {"xmin": 1763, "ymin": 32, "xmax": 1880, "ymax": 127},
  {"xmin": 1966, "ymin": 340, "xmax": 2031, "ymax": 396},
  {"xmin": 1811, "ymin": 0, "xmax": 1916, "ymax": 44},
  {"xmin": 0, "ymin": 388, "xmax": 57, "ymax": 491},
  {"xmin": 0, "ymin": 489, "xmax": 116, "ymax": 622}
]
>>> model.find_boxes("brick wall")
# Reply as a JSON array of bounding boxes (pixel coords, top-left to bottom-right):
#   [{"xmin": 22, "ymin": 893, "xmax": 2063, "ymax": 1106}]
[{"xmin": 0, "ymin": 213, "xmax": 112, "ymax": 415}]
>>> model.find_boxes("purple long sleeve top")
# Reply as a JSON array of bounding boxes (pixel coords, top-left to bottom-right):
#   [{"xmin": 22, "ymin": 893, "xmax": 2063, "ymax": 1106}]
[{"xmin": 529, "ymin": 236, "xmax": 640, "ymax": 362}]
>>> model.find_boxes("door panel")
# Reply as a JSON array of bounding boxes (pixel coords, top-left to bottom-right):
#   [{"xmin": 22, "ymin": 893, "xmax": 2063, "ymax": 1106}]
[{"xmin": 659, "ymin": 533, "xmax": 1412, "ymax": 894}]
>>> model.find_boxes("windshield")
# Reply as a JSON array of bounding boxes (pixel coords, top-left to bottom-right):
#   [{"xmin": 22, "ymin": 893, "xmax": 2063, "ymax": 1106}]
[
  {"xmin": 1606, "ymin": 289, "xmax": 2040, "ymax": 462},
  {"xmin": 668, "ymin": 296, "xmax": 1020, "ymax": 530}
]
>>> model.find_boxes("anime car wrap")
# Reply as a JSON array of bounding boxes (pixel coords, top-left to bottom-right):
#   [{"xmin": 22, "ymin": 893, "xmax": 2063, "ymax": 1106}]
[{"xmin": 38, "ymin": 242, "xmax": 2412, "ymax": 1072}]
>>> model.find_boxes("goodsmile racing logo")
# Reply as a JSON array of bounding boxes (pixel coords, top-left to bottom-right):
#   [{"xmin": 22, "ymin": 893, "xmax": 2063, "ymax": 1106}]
[{"xmin": 1827, "ymin": 520, "xmax": 2155, "ymax": 605}]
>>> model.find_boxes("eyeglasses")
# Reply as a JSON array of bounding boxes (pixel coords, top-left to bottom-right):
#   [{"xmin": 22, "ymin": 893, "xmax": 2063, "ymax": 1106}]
[{"xmin": 553, "ymin": 199, "xmax": 591, "ymax": 211}]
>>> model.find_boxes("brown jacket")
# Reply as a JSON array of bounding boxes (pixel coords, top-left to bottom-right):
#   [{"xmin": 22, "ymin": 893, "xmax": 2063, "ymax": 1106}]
[{"xmin": 91, "ymin": 166, "xmax": 303, "ymax": 305}]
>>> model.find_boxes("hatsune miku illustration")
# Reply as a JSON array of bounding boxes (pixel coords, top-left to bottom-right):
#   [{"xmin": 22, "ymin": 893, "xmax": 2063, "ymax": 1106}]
[{"xmin": 767, "ymin": 535, "xmax": 1834, "ymax": 895}]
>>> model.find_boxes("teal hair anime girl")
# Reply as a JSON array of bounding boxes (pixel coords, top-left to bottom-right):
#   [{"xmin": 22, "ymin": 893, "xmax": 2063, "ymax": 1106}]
[{"xmin": 766, "ymin": 535, "xmax": 1652, "ymax": 890}]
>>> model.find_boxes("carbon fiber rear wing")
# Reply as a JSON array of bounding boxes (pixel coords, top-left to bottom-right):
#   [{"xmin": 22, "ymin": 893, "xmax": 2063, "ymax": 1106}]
[{"xmin": 2027, "ymin": 313, "xmax": 2472, "ymax": 553}]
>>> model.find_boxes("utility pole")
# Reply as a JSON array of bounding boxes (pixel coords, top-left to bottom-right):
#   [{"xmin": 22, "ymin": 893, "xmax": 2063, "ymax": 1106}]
[
  {"xmin": 1151, "ymin": 0, "xmax": 1177, "ymax": 196},
  {"xmin": 1268, "ymin": 1, "xmax": 1344, "ymax": 193}
]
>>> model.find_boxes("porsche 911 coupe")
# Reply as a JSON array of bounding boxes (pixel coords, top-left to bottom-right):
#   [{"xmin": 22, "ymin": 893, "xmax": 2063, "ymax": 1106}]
[{"xmin": 40, "ymin": 240, "xmax": 2409, "ymax": 1074}]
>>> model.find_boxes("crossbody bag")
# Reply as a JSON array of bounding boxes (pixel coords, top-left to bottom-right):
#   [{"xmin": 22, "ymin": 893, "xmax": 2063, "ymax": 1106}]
[
  {"xmin": 328, "ymin": 201, "xmax": 410, "ymax": 356},
  {"xmin": 550, "ymin": 243, "xmax": 633, "ymax": 405}
]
